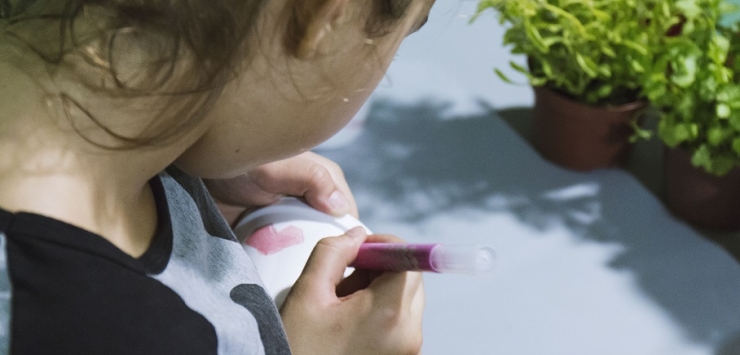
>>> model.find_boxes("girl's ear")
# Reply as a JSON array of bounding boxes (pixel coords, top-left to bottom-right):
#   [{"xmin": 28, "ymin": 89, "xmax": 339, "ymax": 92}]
[{"xmin": 294, "ymin": 0, "xmax": 349, "ymax": 59}]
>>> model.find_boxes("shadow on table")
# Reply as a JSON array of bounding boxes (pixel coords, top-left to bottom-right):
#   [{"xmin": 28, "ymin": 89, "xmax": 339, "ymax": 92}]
[
  {"xmin": 497, "ymin": 107, "xmax": 740, "ymax": 264},
  {"xmin": 717, "ymin": 332, "xmax": 740, "ymax": 355},
  {"xmin": 318, "ymin": 99, "xmax": 740, "ymax": 349}
]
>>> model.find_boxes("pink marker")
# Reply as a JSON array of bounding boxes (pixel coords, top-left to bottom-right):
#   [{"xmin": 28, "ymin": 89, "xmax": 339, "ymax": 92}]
[{"xmin": 352, "ymin": 243, "xmax": 496, "ymax": 275}]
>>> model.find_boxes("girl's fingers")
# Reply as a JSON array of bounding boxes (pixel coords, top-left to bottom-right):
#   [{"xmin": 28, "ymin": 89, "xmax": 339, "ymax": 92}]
[
  {"xmin": 335, "ymin": 268, "xmax": 383, "ymax": 298},
  {"xmin": 203, "ymin": 152, "xmax": 358, "ymax": 227},
  {"xmin": 246, "ymin": 152, "xmax": 356, "ymax": 217},
  {"xmin": 368, "ymin": 271, "xmax": 424, "ymax": 309},
  {"xmin": 296, "ymin": 227, "xmax": 367, "ymax": 298},
  {"xmin": 299, "ymin": 153, "xmax": 358, "ymax": 217}
]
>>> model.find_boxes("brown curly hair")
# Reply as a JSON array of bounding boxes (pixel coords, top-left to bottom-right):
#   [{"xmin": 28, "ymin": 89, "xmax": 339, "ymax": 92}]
[{"xmin": 0, "ymin": 0, "xmax": 414, "ymax": 148}]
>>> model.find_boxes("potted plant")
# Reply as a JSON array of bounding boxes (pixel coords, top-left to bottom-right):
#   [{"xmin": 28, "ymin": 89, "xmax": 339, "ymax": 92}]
[
  {"xmin": 471, "ymin": 0, "xmax": 666, "ymax": 170},
  {"xmin": 642, "ymin": 0, "xmax": 740, "ymax": 231}
]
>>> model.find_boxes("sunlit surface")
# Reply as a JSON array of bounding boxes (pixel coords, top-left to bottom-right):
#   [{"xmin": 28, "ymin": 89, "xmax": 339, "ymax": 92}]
[{"xmin": 316, "ymin": 1, "xmax": 740, "ymax": 354}]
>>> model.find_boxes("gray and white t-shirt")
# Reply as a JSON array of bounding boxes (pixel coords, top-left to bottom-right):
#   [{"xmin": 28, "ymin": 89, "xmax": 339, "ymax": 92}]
[{"xmin": 0, "ymin": 168, "xmax": 291, "ymax": 354}]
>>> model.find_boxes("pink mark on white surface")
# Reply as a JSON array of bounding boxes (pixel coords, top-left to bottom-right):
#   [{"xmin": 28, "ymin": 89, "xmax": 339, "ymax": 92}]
[{"xmin": 245, "ymin": 225, "xmax": 305, "ymax": 255}]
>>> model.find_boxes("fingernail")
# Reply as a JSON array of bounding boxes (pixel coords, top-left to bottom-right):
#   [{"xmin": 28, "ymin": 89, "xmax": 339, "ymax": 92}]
[
  {"xmin": 345, "ymin": 226, "xmax": 366, "ymax": 240},
  {"xmin": 327, "ymin": 190, "xmax": 349, "ymax": 214}
]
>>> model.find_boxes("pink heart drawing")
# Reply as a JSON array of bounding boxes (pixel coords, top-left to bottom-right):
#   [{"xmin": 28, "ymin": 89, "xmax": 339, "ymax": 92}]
[{"xmin": 245, "ymin": 224, "xmax": 305, "ymax": 255}]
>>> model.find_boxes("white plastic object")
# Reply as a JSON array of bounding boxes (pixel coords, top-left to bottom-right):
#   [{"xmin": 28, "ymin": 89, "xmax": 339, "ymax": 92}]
[{"xmin": 233, "ymin": 197, "xmax": 370, "ymax": 307}]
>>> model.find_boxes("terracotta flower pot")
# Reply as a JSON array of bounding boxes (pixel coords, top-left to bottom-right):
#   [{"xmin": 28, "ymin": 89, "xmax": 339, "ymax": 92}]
[
  {"xmin": 663, "ymin": 147, "xmax": 740, "ymax": 232},
  {"xmin": 532, "ymin": 86, "xmax": 646, "ymax": 171}
]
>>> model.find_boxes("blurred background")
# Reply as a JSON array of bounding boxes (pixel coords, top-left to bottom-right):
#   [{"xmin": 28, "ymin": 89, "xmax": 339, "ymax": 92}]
[{"xmin": 315, "ymin": 1, "xmax": 740, "ymax": 354}]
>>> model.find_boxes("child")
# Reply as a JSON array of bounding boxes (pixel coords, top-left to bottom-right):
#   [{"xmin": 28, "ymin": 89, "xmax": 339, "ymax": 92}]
[{"xmin": 0, "ymin": 0, "xmax": 434, "ymax": 354}]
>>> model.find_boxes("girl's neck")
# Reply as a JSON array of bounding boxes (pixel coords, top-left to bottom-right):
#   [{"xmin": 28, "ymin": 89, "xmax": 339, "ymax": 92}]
[
  {"xmin": 0, "ymin": 128, "xmax": 166, "ymax": 258},
  {"xmin": 0, "ymin": 60, "xmax": 191, "ymax": 257},
  {"xmin": 0, "ymin": 168, "xmax": 159, "ymax": 257}
]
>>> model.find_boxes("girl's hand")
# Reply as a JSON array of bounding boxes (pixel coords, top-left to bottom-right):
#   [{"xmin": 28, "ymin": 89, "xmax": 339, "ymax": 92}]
[
  {"xmin": 280, "ymin": 228, "xmax": 425, "ymax": 355},
  {"xmin": 203, "ymin": 152, "xmax": 357, "ymax": 226}
]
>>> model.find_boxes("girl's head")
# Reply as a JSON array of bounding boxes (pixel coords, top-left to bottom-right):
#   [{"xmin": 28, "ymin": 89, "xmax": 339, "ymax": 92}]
[{"xmin": 1, "ymin": 0, "xmax": 435, "ymax": 178}]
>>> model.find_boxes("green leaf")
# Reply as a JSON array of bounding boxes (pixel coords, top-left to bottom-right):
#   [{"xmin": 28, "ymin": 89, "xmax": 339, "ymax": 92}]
[
  {"xmin": 525, "ymin": 21, "xmax": 550, "ymax": 53},
  {"xmin": 629, "ymin": 119, "xmax": 653, "ymax": 142},
  {"xmin": 541, "ymin": 37, "xmax": 563, "ymax": 48},
  {"xmin": 494, "ymin": 68, "xmax": 515, "ymax": 84},
  {"xmin": 691, "ymin": 145, "xmax": 714, "ymax": 172},
  {"xmin": 710, "ymin": 34, "xmax": 730, "ymax": 64},
  {"xmin": 670, "ymin": 55, "xmax": 698, "ymax": 88},
  {"xmin": 707, "ymin": 126, "xmax": 727, "ymax": 146},
  {"xmin": 621, "ymin": 40, "xmax": 649, "ymax": 56},
  {"xmin": 661, "ymin": 2, "xmax": 670, "ymax": 18},
  {"xmin": 529, "ymin": 76, "xmax": 548, "ymax": 86},
  {"xmin": 575, "ymin": 53, "xmax": 598, "ymax": 78},
  {"xmin": 598, "ymin": 65, "xmax": 612, "ymax": 78},
  {"xmin": 712, "ymin": 157, "xmax": 737, "ymax": 176},
  {"xmin": 659, "ymin": 121, "xmax": 692, "ymax": 146},
  {"xmin": 596, "ymin": 84, "xmax": 613, "ymax": 98},
  {"xmin": 717, "ymin": 103, "xmax": 731, "ymax": 118},
  {"xmin": 676, "ymin": 0, "xmax": 702, "ymax": 19},
  {"xmin": 510, "ymin": 61, "xmax": 530, "ymax": 75},
  {"xmin": 733, "ymin": 137, "xmax": 740, "ymax": 155},
  {"xmin": 602, "ymin": 45, "xmax": 616, "ymax": 58},
  {"xmin": 541, "ymin": 60, "xmax": 553, "ymax": 77},
  {"xmin": 630, "ymin": 60, "xmax": 645, "ymax": 73},
  {"xmin": 696, "ymin": 153, "xmax": 737, "ymax": 176}
]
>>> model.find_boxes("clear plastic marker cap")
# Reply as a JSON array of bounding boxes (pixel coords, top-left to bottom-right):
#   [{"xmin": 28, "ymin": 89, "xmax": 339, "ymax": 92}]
[{"xmin": 430, "ymin": 245, "xmax": 497, "ymax": 275}]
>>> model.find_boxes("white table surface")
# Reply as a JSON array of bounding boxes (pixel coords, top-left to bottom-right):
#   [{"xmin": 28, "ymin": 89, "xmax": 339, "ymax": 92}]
[{"xmin": 316, "ymin": 2, "xmax": 740, "ymax": 354}]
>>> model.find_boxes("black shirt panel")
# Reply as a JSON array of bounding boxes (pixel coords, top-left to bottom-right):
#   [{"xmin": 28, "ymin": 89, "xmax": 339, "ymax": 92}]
[
  {"xmin": 1, "ymin": 177, "xmax": 218, "ymax": 355},
  {"xmin": 137, "ymin": 174, "xmax": 174, "ymax": 274}
]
